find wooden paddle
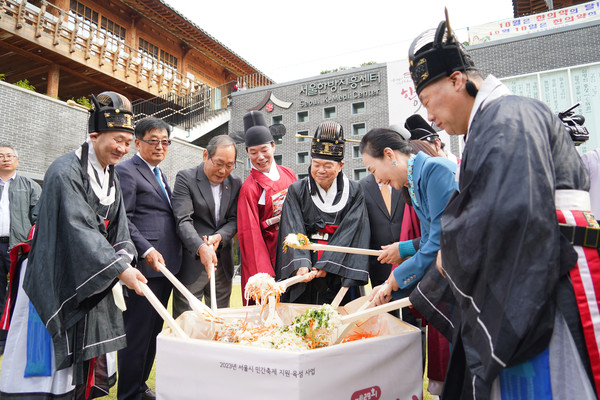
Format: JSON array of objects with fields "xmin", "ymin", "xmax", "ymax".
[
  {"xmin": 332, "ymin": 297, "xmax": 411, "ymax": 344},
  {"xmin": 284, "ymin": 234, "xmax": 383, "ymax": 257},
  {"xmin": 278, "ymin": 272, "xmax": 316, "ymax": 290},
  {"xmin": 139, "ymin": 282, "xmax": 188, "ymax": 339},
  {"xmin": 202, "ymin": 236, "xmax": 220, "ymax": 313},
  {"xmin": 306, "ymin": 243, "xmax": 383, "ymax": 256},
  {"xmin": 209, "ymin": 262, "xmax": 217, "ymax": 312},
  {"xmin": 330, "ymin": 286, "xmax": 349, "ymax": 308},
  {"xmin": 155, "ymin": 262, "xmax": 217, "ymax": 320}
]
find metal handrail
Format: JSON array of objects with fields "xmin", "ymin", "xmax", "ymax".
[{"xmin": 132, "ymin": 80, "xmax": 237, "ymax": 130}]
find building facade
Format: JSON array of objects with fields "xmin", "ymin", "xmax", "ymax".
[
  {"xmin": 468, "ymin": 19, "xmax": 600, "ymax": 153},
  {"xmin": 0, "ymin": 80, "xmax": 204, "ymax": 184},
  {"xmin": 230, "ymin": 64, "xmax": 389, "ymax": 180},
  {"xmin": 0, "ymin": 0, "xmax": 273, "ymax": 147},
  {"xmin": 3, "ymin": 0, "xmax": 600, "ymax": 183},
  {"xmin": 229, "ymin": 12, "xmax": 600, "ymax": 180}
]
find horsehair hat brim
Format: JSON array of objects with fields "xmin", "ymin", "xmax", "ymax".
[
  {"xmin": 389, "ymin": 124, "xmax": 411, "ymax": 140},
  {"xmin": 311, "ymin": 121, "xmax": 345, "ymax": 162},
  {"xmin": 408, "ymin": 13, "xmax": 476, "ymax": 95},
  {"xmin": 243, "ymin": 110, "xmax": 274, "ymax": 147},
  {"xmin": 88, "ymin": 91, "xmax": 134, "ymax": 134},
  {"xmin": 405, "ymin": 114, "xmax": 439, "ymax": 141}
]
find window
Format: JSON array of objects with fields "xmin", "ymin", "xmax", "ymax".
[
  {"xmin": 323, "ymin": 106, "xmax": 336, "ymax": 119},
  {"xmin": 69, "ymin": 0, "xmax": 98, "ymax": 38},
  {"xmin": 70, "ymin": 1, "xmax": 98, "ymax": 25},
  {"xmin": 297, "ymin": 111, "xmax": 309, "ymax": 123},
  {"xmin": 272, "ymin": 115, "xmax": 283, "ymax": 125},
  {"xmin": 354, "ymin": 168, "xmax": 367, "ymax": 180},
  {"xmin": 139, "ymin": 38, "xmax": 159, "ymax": 69},
  {"xmin": 297, "ymin": 152, "xmax": 309, "ymax": 164},
  {"xmin": 274, "ymin": 137, "xmax": 283, "ymax": 145},
  {"xmin": 100, "ymin": 17, "xmax": 125, "ymax": 40},
  {"xmin": 160, "ymin": 49, "xmax": 178, "ymax": 69},
  {"xmin": 274, "ymin": 154, "xmax": 283, "ymax": 165},
  {"xmin": 352, "ymin": 122, "xmax": 366, "ymax": 136},
  {"xmin": 138, "ymin": 38, "xmax": 177, "ymax": 72},
  {"xmin": 352, "ymin": 102, "xmax": 366, "ymax": 115},
  {"xmin": 352, "ymin": 145, "xmax": 361, "ymax": 158},
  {"xmin": 100, "ymin": 16, "xmax": 126, "ymax": 51},
  {"xmin": 296, "ymin": 130, "xmax": 309, "ymax": 143}
]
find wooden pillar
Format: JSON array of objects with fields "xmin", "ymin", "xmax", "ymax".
[
  {"xmin": 47, "ymin": 64, "xmax": 60, "ymax": 98},
  {"xmin": 180, "ymin": 44, "xmax": 189, "ymax": 77},
  {"xmin": 54, "ymin": 0, "xmax": 69, "ymax": 12},
  {"xmin": 46, "ymin": 0, "xmax": 69, "ymax": 19},
  {"xmin": 126, "ymin": 16, "xmax": 138, "ymax": 50}
]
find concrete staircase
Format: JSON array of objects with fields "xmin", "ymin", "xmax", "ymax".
[{"xmin": 171, "ymin": 108, "xmax": 230, "ymax": 142}]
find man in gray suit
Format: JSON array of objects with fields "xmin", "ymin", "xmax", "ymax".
[
  {"xmin": 0, "ymin": 144, "xmax": 41, "ymax": 355},
  {"xmin": 171, "ymin": 135, "xmax": 241, "ymax": 317}
]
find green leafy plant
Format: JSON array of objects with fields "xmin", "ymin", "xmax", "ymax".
[
  {"xmin": 73, "ymin": 96, "xmax": 91, "ymax": 109},
  {"xmin": 0, "ymin": 74, "xmax": 5, "ymax": 81},
  {"xmin": 13, "ymin": 79, "xmax": 36, "ymax": 91}
]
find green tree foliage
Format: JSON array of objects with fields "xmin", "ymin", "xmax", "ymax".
[
  {"xmin": 320, "ymin": 67, "xmax": 348, "ymax": 75},
  {"xmin": 320, "ymin": 61, "xmax": 378, "ymax": 75},
  {"xmin": 73, "ymin": 96, "xmax": 92, "ymax": 109},
  {"xmin": 13, "ymin": 79, "xmax": 36, "ymax": 91}
]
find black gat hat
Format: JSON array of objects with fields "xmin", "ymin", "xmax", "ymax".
[
  {"xmin": 311, "ymin": 121, "xmax": 345, "ymax": 162},
  {"xmin": 89, "ymin": 91, "xmax": 134, "ymax": 134},
  {"xmin": 405, "ymin": 114, "xmax": 439, "ymax": 142},
  {"xmin": 408, "ymin": 11, "xmax": 476, "ymax": 95},
  {"xmin": 243, "ymin": 110, "xmax": 274, "ymax": 147}
]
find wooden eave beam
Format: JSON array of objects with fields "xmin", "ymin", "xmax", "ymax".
[{"xmin": 119, "ymin": 0, "xmax": 262, "ymax": 77}]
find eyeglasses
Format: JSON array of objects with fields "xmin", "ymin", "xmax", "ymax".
[
  {"xmin": 139, "ymin": 138, "xmax": 172, "ymax": 147},
  {"xmin": 209, "ymin": 158, "xmax": 236, "ymax": 171},
  {"xmin": 0, "ymin": 154, "xmax": 16, "ymax": 160}
]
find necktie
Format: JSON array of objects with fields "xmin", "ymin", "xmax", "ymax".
[
  {"xmin": 154, "ymin": 166, "xmax": 168, "ymax": 199},
  {"xmin": 381, "ymin": 184, "xmax": 392, "ymax": 215}
]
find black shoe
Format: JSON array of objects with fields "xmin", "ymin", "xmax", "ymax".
[{"xmin": 141, "ymin": 388, "xmax": 156, "ymax": 400}]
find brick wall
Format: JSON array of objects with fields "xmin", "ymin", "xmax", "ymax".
[{"xmin": 0, "ymin": 80, "xmax": 204, "ymax": 185}]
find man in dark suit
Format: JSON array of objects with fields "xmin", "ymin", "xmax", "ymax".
[
  {"xmin": 359, "ymin": 174, "xmax": 406, "ymax": 288},
  {"xmin": 171, "ymin": 135, "xmax": 241, "ymax": 318},
  {"xmin": 115, "ymin": 117, "xmax": 182, "ymax": 400}
]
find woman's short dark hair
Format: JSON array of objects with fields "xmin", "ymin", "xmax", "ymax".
[{"xmin": 360, "ymin": 128, "xmax": 413, "ymax": 159}]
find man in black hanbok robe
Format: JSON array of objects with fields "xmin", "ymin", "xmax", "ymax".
[
  {"xmin": 276, "ymin": 121, "xmax": 369, "ymax": 305},
  {"xmin": 0, "ymin": 92, "xmax": 147, "ymax": 400},
  {"xmin": 407, "ymin": 18, "xmax": 599, "ymax": 400}
]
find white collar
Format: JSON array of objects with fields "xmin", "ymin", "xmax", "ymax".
[
  {"xmin": 76, "ymin": 138, "xmax": 115, "ymax": 206},
  {"xmin": 0, "ymin": 172, "xmax": 17, "ymax": 184},
  {"xmin": 136, "ymin": 152, "xmax": 160, "ymax": 171},
  {"xmin": 311, "ymin": 173, "xmax": 350, "ymax": 213},
  {"xmin": 252, "ymin": 160, "xmax": 280, "ymax": 181},
  {"xmin": 467, "ymin": 75, "xmax": 511, "ymax": 140}
]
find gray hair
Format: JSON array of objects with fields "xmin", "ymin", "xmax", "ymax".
[
  {"xmin": 206, "ymin": 135, "xmax": 237, "ymax": 159},
  {"xmin": 0, "ymin": 143, "xmax": 18, "ymax": 158}
]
